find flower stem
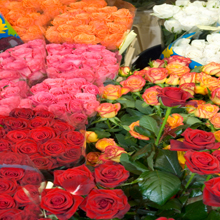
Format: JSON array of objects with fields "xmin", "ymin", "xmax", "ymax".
[
  {"xmin": 155, "ymin": 107, "xmax": 172, "ymax": 146},
  {"xmin": 181, "ymin": 173, "xmax": 196, "ymax": 196},
  {"xmin": 106, "ymin": 119, "xmax": 112, "ymax": 129},
  {"xmin": 202, "ymin": 175, "xmax": 212, "ymax": 191},
  {"xmin": 209, "ymin": 121, "xmax": 216, "ymax": 133}
]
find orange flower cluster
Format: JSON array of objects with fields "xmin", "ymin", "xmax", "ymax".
[{"xmin": 1, "ymin": 0, "xmax": 134, "ymax": 49}]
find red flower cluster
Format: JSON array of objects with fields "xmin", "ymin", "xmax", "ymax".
[{"xmin": 0, "ymin": 108, "xmax": 84, "ymax": 170}]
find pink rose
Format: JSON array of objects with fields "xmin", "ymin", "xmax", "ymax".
[
  {"xmin": 65, "ymin": 78, "xmax": 88, "ymax": 89},
  {"xmin": 81, "ymin": 84, "xmax": 100, "ymax": 95},
  {"xmin": 49, "ymin": 88, "xmax": 65, "ymax": 96},
  {"xmin": 0, "ymin": 70, "xmax": 20, "ymax": 81},
  {"xmin": 83, "ymin": 52, "xmax": 102, "ymax": 60},
  {"xmin": 56, "ymin": 94, "xmax": 73, "ymax": 103},
  {"xmin": 33, "ymin": 105, "xmax": 48, "ymax": 111},
  {"xmin": 83, "ymin": 100, "xmax": 100, "ymax": 117},
  {"xmin": 0, "ymin": 96, "xmax": 21, "ymax": 110},
  {"xmin": 0, "ymin": 106, "xmax": 11, "ymax": 116},
  {"xmin": 66, "ymin": 99, "xmax": 84, "ymax": 113},
  {"xmin": 3, "ymin": 60, "xmax": 26, "ymax": 70},
  {"xmin": 70, "ymin": 69, "xmax": 95, "ymax": 83},
  {"xmin": 18, "ymin": 99, "xmax": 33, "ymax": 109},
  {"xmin": 1, "ymin": 87, "xmax": 21, "ymax": 98},
  {"xmin": 30, "ymin": 92, "xmax": 57, "ymax": 106},
  {"xmin": 46, "ymin": 67, "xmax": 61, "ymax": 78},
  {"xmin": 9, "ymin": 47, "xmax": 32, "ymax": 59},
  {"xmin": 48, "ymin": 104, "xmax": 67, "ymax": 118},
  {"xmin": 82, "ymin": 59, "xmax": 101, "ymax": 70},
  {"xmin": 74, "ymin": 93, "xmax": 97, "ymax": 103},
  {"xmin": 43, "ymin": 78, "xmax": 66, "ymax": 87},
  {"xmin": 68, "ymin": 113, "xmax": 88, "ymax": 126},
  {"xmin": 30, "ymin": 83, "xmax": 50, "ymax": 94}
]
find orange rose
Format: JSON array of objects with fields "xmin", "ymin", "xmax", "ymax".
[
  {"xmin": 83, "ymin": 7, "xmax": 99, "ymax": 14},
  {"xmin": 74, "ymin": 13, "xmax": 91, "ymax": 24},
  {"xmin": 67, "ymin": 19, "xmax": 87, "ymax": 27},
  {"xmin": 22, "ymin": 0, "xmax": 42, "ymax": 9},
  {"xmin": 179, "ymin": 72, "xmax": 196, "ymax": 85},
  {"xmin": 101, "ymin": 33, "xmax": 124, "ymax": 50},
  {"xmin": 144, "ymin": 68, "xmax": 168, "ymax": 84},
  {"xmin": 57, "ymin": 24, "xmax": 76, "ymax": 33},
  {"xmin": 21, "ymin": 25, "xmax": 46, "ymax": 42},
  {"xmin": 59, "ymin": 0, "xmax": 77, "ymax": 5},
  {"xmin": 111, "ymin": 9, "xmax": 133, "ymax": 20},
  {"xmin": 114, "ymin": 17, "xmax": 133, "ymax": 28},
  {"xmin": 95, "ymin": 138, "xmax": 117, "ymax": 152},
  {"xmin": 96, "ymin": 103, "xmax": 121, "ymax": 118},
  {"xmin": 179, "ymin": 83, "xmax": 195, "ymax": 96},
  {"xmin": 86, "ymin": 152, "xmax": 102, "ymax": 166},
  {"xmin": 142, "ymin": 85, "xmax": 161, "ymax": 106},
  {"xmin": 101, "ymin": 84, "xmax": 130, "ymax": 100},
  {"xmin": 202, "ymin": 62, "xmax": 220, "ymax": 76},
  {"xmin": 95, "ymin": 29, "xmax": 109, "ymax": 40},
  {"xmin": 90, "ymin": 20, "xmax": 107, "ymax": 31},
  {"xmin": 185, "ymin": 100, "xmax": 206, "ymax": 114},
  {"xmin": 129, "ymin": 121, "xmax": 150, "ymax": 140},
  {"xmin": 165, "ymin": 74, "xmax": 179, "ymax": 85},
  {"xmin": 120, "ymin": 75, "xmax": 146, "ymax": 92},
  {"xmin": 75, "ymin": 25, "xmax": 94, "ymax": 35},
  {"xmin": 107, "ymin": 22, "xmax": 127, "ymax": 34},
  {"xmin": 167, "ymin": 113, "xmax": 184, "ymax": 129},
  {"xmin": 211, "ymin": 88, "xmax": 220, "ymax": 105},
  {"xmin": 177, "ymin": 151, "xmax": 186, "ymax": 169},
  {"xmin": 69, "ymin": 2, "xmax": 87, "ymax": 9},
  {"xmin": 46, "ymin": 27, "xmax": 62, "ymax": 44},
  {"xmin": 210, "ymin": 113, "xmax": 220, "ymax": 129},
  {"xmin": 194, "ymin": 104, "xmax": 219, "ymax": 119},
  {"xmin": 85, "ymin": 131, "xmax": 99, "ymax": 143},
  {"xmin": 99, "ymin": 145, "xmax": 127, "ymax": 162},
  {"xmin": 99, "ymin": 6, "xmax": 118, "ymax": 13},
  {"xmin": 118, "ymin": 66, "xmax": 130, "ymax": 77},
  {"xmin": 74, "ymin": 33, "xmax": 99, "ymax": 45},
  {"xmin": 91, "ymin": 12, "xmax": 112, "ymax": 21},
  {"xmin": 214, "ymin": 130, "xmax": 220, "ymax": 142},
  {"xmin": 166, "ymin": 63, "xmax": 190, "ymax": 77}
]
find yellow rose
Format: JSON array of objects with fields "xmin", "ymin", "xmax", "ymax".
[
  {"xmin": 194, "ymin": 104, "xmax": 219, "ymax": 119},
  {"xmin": 166, "ymin": 63, "xmax": 190, "ymax": 77},
  {"xmin": 195, "ymin": 72, "xmax": 211, "ymax": 83},
  {"xmin": 167, "ymin": 113, "xmax": 184, "ymax": 129},
  {"xmin": 165, "ymin": 75, "xmax": 179, "ymax": 85},
  {"xmin": 96, "ymin": 103, "xmax": 121, "ymax": 118},
  {"xmin": 202, "ymin": 62, "xmax": 220, "ymax": 76},
  {"xmin": 200, "ymin": 76, "xmax": 220, "ymax": 92},
  {"xmin": 128, "ymin": 121, "xmax": 150, "ymax": 140},
  {"xmin": 118, "ymin": 66, "xmax": 130, "ymax": 77},
  {"xmin": 95, "ymin": 138, "xmax": 117, "ymax": 152},
  {"xmin": 142, "ymin": 85, "xmax": 161, "ymax": 106},
  {"xmin": 85, "ymin": 131, "xmax": 99, "ymax": 143}
]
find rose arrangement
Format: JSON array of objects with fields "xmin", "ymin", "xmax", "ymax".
[
  {"xmin": 0, "ymin": 152, "xmax": 45, "ymax": 220},
  {"xmin": 0, "ymin": 108, "xmax": 85, "ymax": 170}
]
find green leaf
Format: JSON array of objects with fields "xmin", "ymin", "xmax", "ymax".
[
  {"xmin": 179, "ymin": 114, "xmax": 202, "ymax": 125},
  {"xmin": 182, "ymin": 200, "xmax": 208, "ymax": 220},
  {"xmin": 126, "ymin": 108, "xmax": 145, "ymax": 117},
  {"xmin": 159, "ymin": 198, "xmax": 182, "ymax": 212},
  {"xmin": 120, "ymin": 153, "xmax": 148, "ymax": 175},
  {"xmin": 139, "ymin": 116, "xmax": 159, "ymax": 136},
  {"xmin": 178, "ymin": 196, "xmax": 189, "ymax": 206},
  {"xmin": 205, "ymin": 211, "xmax": 220, "ymax": 220},
  {"xmin": 94, "ymin": 130, "xmax": 111, "ymax": 139},
  {"xmin": 147, "ymin": 151, "xmax": 155, "ymax": 171},
  {"xmin": 115, "ymin": 134, "xmax": 137, "ymax": 149},
  {"xmin": 134, "ymin": 126, "xmax": 153, "ymax": 138},
  {"xmin": 132, "ymin": 143, "xmax": 154, "ymax": 161},
  {"xmin": 154, "ymin": 149, "xmax": 183, "ymax": 178},
  {"xmin": 117, "ymin": 99, "xmax": 135, "ymax": 108},
  {"xmin": 121, "ymin": 115, "xmax": 140, "ymax": 126},
  {"xmin": 138, "ymin": 170, "xmax": 181, "ymax": 205},
  {"xmin": 190, "ymin": 66, "xmax": 203, "ymax": 73},
  {"xmin": 135, "ymin": 100, "xmax": 153, "ymax": 114}
]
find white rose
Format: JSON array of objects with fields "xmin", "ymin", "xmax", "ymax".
[
  {"xmin": 152, "ymin": 4, "xmax": 180, "ymax": 19},
  {"xmin": 183, "ymin": 4, "xmax": 204, "ymax": 16},
  {"xmin": 192, "ymin": 57, "xmax": 206, "ymax": 65},
  {"xmin": 173, "ymin": 46, "xmax": 187, "ymax": 57},
  {"xmin": 207, "ymin": 33, "xmax": 220, "ymax": 45},
  {"xmin": 191, "ymin": 1, "xmax": 206, "ymax": 7},
  {"xmin": 198, "ymin": 8, "xmax": 218, "ymax": 25},
  {"xmin": 203, "ymin": 44, "xmax": 219, "ymax": 57},
  {"xmin": 174, "ymin": 38, "xmax": 190, "ymax": 47},
  {"xmin": 206, "ymin": 0, "xmax": 220, "ymax": 9},
  {"xmin": 191, "ymin": 40, "xmax": 207, "ymax": 50},
  {"xmin": 206, "ymin": 55, "xmax": 220, "ymax": 64},
  {"xmin": 164, "ymin": 19, "xmax": 182, "ymax": 33},
  {"xmin": 185, "ymin": 45, "xmax": 203, "ymax": 60},
  {"xmin": 175, "ymin": 0, "xmax": 190, "ymax": 7},
  {"xmin": 173, "ymin": 10, "xmax": 187, "ymax": 21},
  {"xmin": 179, "ymin": 16, "xmax": 201, "ymax": 31}
]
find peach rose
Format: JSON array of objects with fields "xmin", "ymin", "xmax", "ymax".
[
  {"xmin": 166, "ymin": 63, "xmax": 190, "ymax": 77},
  {"xmin": 144, "ymin": 68, "xmax": 168, "ymax": 84},
  {"xmin": 74, "ymin": 33, "xmax": 99, "ymax": 45},
  {"xmin": 211, "ymin": 88, "xmax": 220, "ymax": 105},
  {"xmin": 214, "ymin": 130, "xmax": 220, "ymax": 142},
  {"xmin": 194, "ymin": 104, "xmax": 219, "ymax": 119},
  {"xmin": 210, "ymin": 113, "xmax": 220, "ymax": 129},
  {"xmin": 142, "ymin": 85, "xmax": 161, "ymax": 106},
  {"xmin": 85, "ymin": 131, "xmax": 99, "ymax": 143},
  {"xmin": 185, "ymin": 100, "xmax": 206, "ymax": 114},
  {"xmin": 96, "ymin": 103, "xmax": 121, "ymax": 118},
  {"xmin": 165, "ymin": 75, "xmax": 179, "ymax": 85},
  {"xmin": 129, "ymin": 121, "xmax": 150, "ymax": 140},
  {"xmin": 95, "ymin": 138, "xmax": 117, "ymax": 152},
  {"xmin": 202, "ymin": 62, "xmax": 220, "ymax": 76},
  {"xmin": 101, "ymin": 84, "xmax": 130, "ymax": 100},
  {"xmin": 167, "ymin": 113, "xmax": 184, "ymax": 129},
  {"xmin": 179, "ymin": 72, "xmax": 196, "ymax": 85},
  {"xmin": 120, "ymin": 75, "xmax": 146, "ymax": 92},
  {"xmin": 179, "ymin": 83, "xmax": 195, "ymax": 96},
  {"xmin": 86, "ymin": 152, "xmax": 102, "ymax": 166}
]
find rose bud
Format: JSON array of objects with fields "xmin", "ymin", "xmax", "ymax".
[
  {"xmin": 167, "ymin": 113, "xmax": 184, "ymax": 129},
  {"xmin": 95, "ymin": 138, "xmax": 118, "ymax": 152},
  {"xmin": 100, "ymin": 84, "xmax": 130, "ymax": 100},
  {"xmin": 211, "ymin": 88, "xmax": 220, "ymax": 105},
  {"xmin": 166, "ymin": 62, "xmax": 190, "ymax": 77},
  {"xmin": 210, "ymin": 113, "xmax": 220, "ymax": 129},
  {"xmin": 129, "ymin": 121, "xmax": 150, "ymax": 140},
  {"xmin": 142, "ymin": 85, "xmax": 161, "ymax": 106},
  {"xmin": 86, "ymin": 152, "xmax": 102, "ymax": 166},
  {"xmin": 144, "ymin": 68, "xmax": 168, "ymax": 84},
  {"xmin": 168, "ymin": 55, "xmax": 191, "ymax": 66},
  {"xmin": 165, "ymin": 74, "xmax": 179, "ymax": 85},
  {"xmin": 151, "ymin": 59, "xmax": 165, "ymax": 68},
  {"xmin": 96, "ymin": 103, "xmax": 121, "ymax": 118},
  {"xmin": 118, "ymin": 66, "xmax": 131, "ymax": 77},
  {"xmin": 179, "ymin": 83, "xmax": 195, "ymax": 96},
  {"xmin": 179, "ymin": 72, "xmax": 196, "ymax": 85},
  {"xmin": 85, "ymin": 131, "xmax": 99, "ymax": 143},
  {"xmin": 202, "ymin": 62, "xmax": 220, "ymax": 76},
  {"xmin": 99, "ymin": 145, "xmax": 127, "ymax": 163},
  {"xmin": 185, "ymin": 100, "xmax": 205, "ymax": 114},
  {"xmin": 214, "ymin": 130, "xmax": 220, "ymax": 142},
  {"xmin": 120, "ymin": 75, "xmax": 146, "ymax": 92},
  {"xmin": 194, "ymin": 103, "xmax": 219, "ymax": 119}
]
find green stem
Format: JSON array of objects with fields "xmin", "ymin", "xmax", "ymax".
[
  {"xmin": 202, "ymin": 175, "xmax": 212, "ymax": 191},
  {"xmin": 155, "ymin": 107, "xmax": 172, "ymax": 146},
  {"xmin": 181, "ymin": 173, "xmax": 196, "ymax": 196},
  {"xmin": 209, "ymin": 121, "xmax": 216, "ymax": 133},
  {"xmin": 106, "ymin": 119, "xmax": 112, "ymax": 129}
]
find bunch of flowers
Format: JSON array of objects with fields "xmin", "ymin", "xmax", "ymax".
[
  {"xmin": 0, "ymin": 0, "xmax": 135, "ymax": 49},
  {"xmin": 29, "ymin": 78, "xmax": 100, "ymax": 126},
  {"xmin": 41, "ymin": 163, "xmax": 130, "ymax": 219},
  {"xmin": 0, "ymin": 39, "xmax": 47, "ymax": 86},
  {"xmin": 46, "ymin": 43, "xmax": 121, "ymax": 85},
  {"xmin": 0, "ymin": 108, "xmax": 85, "ymax": 170},
  {"xmin": 0, "ymin": 152, "xmax": 45, "ymax": 220}
]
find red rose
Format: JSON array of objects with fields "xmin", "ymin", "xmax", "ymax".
[
  {"xmin": 10, "ymin": 108, "xmax": 34, "ymax": 119},
  {"xmin": 14, "ymin": 139, "xmax": 38, "ymax": 155},
  {"xmin": 0, "ymin": 167, "xmax": 25, "ymax": 180},
  {"xmin": 0, "ymin": 153, "xmax": 29, "ymax": 166},
  {"xmin": 30, "ymin": 154, "xmax": 56, "ymax": 170},
  {"xmin": 184, "ymin": 150, "xmax": 220, "ymax": 175},
  {"xmin": 54, "ymin": 164, "xmax": 95, "ymax": 195},
  {"xmin": 0, "ymin": 178, "xmax": 17, "ymax": 196},
  {"xmin": 212, "ymin": 150, "xmax": 220, "ymax": 161},
  {"xmin": 24, "ymin": 204, "xmax": 41, "ymax": 220},
  {"xmin": 29, "ymin": 127, "xmax": 56, "ymax": 142},
  {"xmin": 29, "ymin": 117, "xmax": 52, "ymax": 128},
  {"xmin": 0, "ymin": 116, "xmax": 7, "ymax": 126},
  {"xmin": 39, "ymin": 138, "xmax": 66, "ymax": 156},
  {"xmin": 80, "ymin": 189, "xmax": 130, "ymax": 219},
  {"xmin": 40, "ymin": 188, "xmax": 83, "ymax": 220},
  {"xmin": 52, "ymin": 120, "xmax": 75, "ymax": 136},
  {"xmin": 14, "ymin": 185, "xmax": 40, "ymax": 207},
  {"xmin": 4, "ymin": 117, "xmax": 29, "ymax": 130},
  {"xmin": 156, "ymin": 218, "xmax": 175, "ymax": 220},
  {"xmin": 0, "ymin": 138, "xmax": 12, "ymax": 152},
  {"xmin": 203, "ymin": 177, "xmax": 220, "ymax": 206},
  {"xmin": 94, "ymin": 161, "xmax": 129, "ymax": 188},
  {"xmin": 56, "ymin": 147, "xmax": 82, "ymax": 166},
  {"xmin": 0, "ymin": 194, "xmax": 16, "ymax": 209},
  {"xmin": 170, "ymin": 128, "xmax": 220, "ymax": 151},
  {"xmin": 157, "ymin": 87, "xmax": 192, "ymax": 107},
  {"xmin": 20, "ymin": 170, "xmax": 43, "ymax": 186},
  {"xmin": 0, "ymin": 209, "xmax": 23, "ymax": 220},
  {"xmin": 0, "ymin": 127, "xmax": 5, "ymax": 138},
  {"xmin": 6, "ymin": 130, "xmax": 29, "ymax": 143},
  {"xmin": 34, "ymin": 110, "xmax": 54, "ymax": 119},
  {"xmin": 62, "ymin": 131, "xmax": 84, "ymax": 147}
]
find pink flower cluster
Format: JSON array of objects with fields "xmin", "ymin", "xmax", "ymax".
[
  {"xmin": 29, "ymin": 78, "xmax": 100, "ymax": 127},
  {"xmin": 0, "ymin": 80, "xmax": 30, "ymax": 115},
  {"xmin": 46, "ymin": 43, "xmax": 121, "ymax": 86}
]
